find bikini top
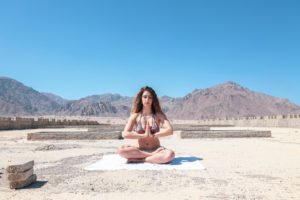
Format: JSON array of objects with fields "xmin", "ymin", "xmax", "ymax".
[{"xmin": 135, "ymin": 113, "xmax": 160, "ymax": 134}]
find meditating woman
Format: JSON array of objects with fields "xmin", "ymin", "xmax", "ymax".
[{"xmin": 117, "ymin": 86, "xmax": 175, "ymax": 164}]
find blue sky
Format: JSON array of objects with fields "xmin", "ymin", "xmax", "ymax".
[{"xmin": 0, "ymin": 0, "xmax": 299, "ymax": 104}]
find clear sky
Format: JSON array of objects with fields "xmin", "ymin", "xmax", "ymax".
[{"xmin": 0, "ymin": 0, "xmax": 299, "ymax": 104}]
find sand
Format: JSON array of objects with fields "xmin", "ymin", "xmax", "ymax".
[{"xmin": 0, "ymin": 126, "xmax": 299, "ymax": 200}]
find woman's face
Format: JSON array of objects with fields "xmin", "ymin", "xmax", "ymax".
[{"xmin": 142, "ymin": 90, "xmax": 153, "ymax": 107}]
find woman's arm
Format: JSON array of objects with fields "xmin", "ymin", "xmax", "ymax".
[
  {"xmin": 122, "ymin": 113, "xmax": 147, "ymax": 139},
  {"xmin": 153, "ymin": 113, "xmax": 173, "ymax": 138}
]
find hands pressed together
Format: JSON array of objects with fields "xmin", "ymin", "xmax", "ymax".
[{"xmin": 143, "ymin": 121, "xmax": 154, "ymax": 138}]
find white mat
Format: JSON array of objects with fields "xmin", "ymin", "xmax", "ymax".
[{"xmin": 84, "ymin": 154, "xmax": 205, "ymax": 171}]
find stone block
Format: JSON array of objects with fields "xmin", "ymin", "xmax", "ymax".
[
  {"xmin": 9, "ymin": 174, "xmax": 36, "ymax": 189},
  {"xmin": 6, "ymin": 160, "xmax": 34, "ymax": 173},
  {"xmin": 7, "ymin": 168, "xmax": 33, "ymax": 182},
  {"xmin": 1, "ymin": 161, "xmax": 36, "ymax": 190}
]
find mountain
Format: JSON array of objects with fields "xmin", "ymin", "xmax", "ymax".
[
  {"xmin": 0, "ymin": 77, "xmax": 60, "ymax": 116},
  {"xmin": 0, "ymin": 77, "xmax": 299, "ymax": 119},
  {"xmin": 163, "ymin": 81, "xmax": 300, "ymax": 119},
  {"xmin": 56, "ymin": 94, "xmax": 132, "ymax": 117},
  {"xmin": 42, "ymin": 92, "xmax": 69, "ymax": 105},
  {"xmin": 80, "ymin": 94, "xmax": 133, "ymax": 107}
]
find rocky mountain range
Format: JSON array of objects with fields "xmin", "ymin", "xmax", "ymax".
[
  {"xmin": 0, "ymin": 77, "xmax": 60, "ymax": 115},
  {"xmin": 1, "ymin": 77, "xmax": 299, "ymax": 119},
  {"xmin": 161, "ymin": 82, "xmax": 300, "ymax": 119}
]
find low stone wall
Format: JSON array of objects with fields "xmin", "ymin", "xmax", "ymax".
[
  {"xmin": 27, "ymin": 124, "xmax": 124, "ymax": 140},
  {"xmin": 27, "ymin": 131, "xmax": 122, "ymax": 140},
  {"xmin": 181, "ymin": 130, "xmax": 272, "ymax": 138},
  {"xmin": 172, "ymin": 124, "xmax": 211, "ymax": 131},
  {"xmin": 87, "ymin": 125, "xmax": 124, "ymax": 132},
  {"xmin": 0, "ymin": 117, "xmax": 99, "ymax": 130},
  {"xmin": 2, "ymin": 114, "xmax": 300, "ymax": 130},
  {"xmin": 196, "ymin": 114, "xmax": 300, "ymax": 128}
]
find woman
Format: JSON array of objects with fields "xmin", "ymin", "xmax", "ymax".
[{"xmin": 117, "ymin": 86, "xmax": 175, "ymax": 164}]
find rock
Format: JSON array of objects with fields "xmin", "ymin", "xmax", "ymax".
[
  {"xmin": 6, "ymin": 160, "xmax": 34, "ymax": 173},
  {"xmin": 9, "ymin": 174, "xmax": 37, "ymax": 189}
]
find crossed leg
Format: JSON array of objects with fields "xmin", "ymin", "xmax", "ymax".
[{"xmin": 117, "ymin": 145, "xmax": 175, "ymax": 164}]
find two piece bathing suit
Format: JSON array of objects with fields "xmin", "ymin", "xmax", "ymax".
[{"xmin": 135, "ymin": 113, "xmax": 160, "ymax": 134}]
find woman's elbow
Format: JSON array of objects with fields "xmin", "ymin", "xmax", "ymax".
[
  {"xmin": 168, "ymin": 128, "xmax": 173, "ymax": 135},
  {"xmin": 122, "ymin": 131, "xmax": 129, "ymax": 138}
]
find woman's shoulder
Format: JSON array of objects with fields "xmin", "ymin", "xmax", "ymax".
[{"xmin": 129, "ymin": 113, "xmax": 140, "ymax": 121}]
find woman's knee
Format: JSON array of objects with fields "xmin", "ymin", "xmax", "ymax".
[
  {"xmin": 163, "ymin": 150, "xmax": 175, "ymax": 163},
  {"xmin": 117, "ymin": 145, "xmax": 130, "ymax": 154}
]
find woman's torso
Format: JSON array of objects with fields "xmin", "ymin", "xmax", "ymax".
[{"xmin": 135, "ymin": 113, "xmax": 160, "ymax": 150}]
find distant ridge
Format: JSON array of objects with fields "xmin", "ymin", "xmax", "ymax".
[
  {"xmin": 161, "ymin": 81, "xmax": 300, "ymax": 119},
  {"xmin": 0, "ymin": 77, "xmax": 60, "ymax": 116},
  {"xmin": 42, "ymin": 92, "xmax": 69, "ymax": 105},
  {"xmin": 0, "ymin": 77, "xmax": 299, "ymax": 119}
]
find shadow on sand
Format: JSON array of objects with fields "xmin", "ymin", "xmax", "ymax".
[
  {"xmin": 170, "ymin": 156, "xmax": 203, "ymax": 165},
  {"xmin": 21, "ymin": 180, "xmax": 48, "ymax": 190}
]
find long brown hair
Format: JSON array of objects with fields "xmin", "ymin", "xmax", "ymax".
[{"xmin": 131, "ymin": 86, "xmax": 163, "ymax": 114}]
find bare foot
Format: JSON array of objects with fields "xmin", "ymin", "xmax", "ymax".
[{"xmin": 151, "ymin": 147, "xmax": 166, "ymax": 155}]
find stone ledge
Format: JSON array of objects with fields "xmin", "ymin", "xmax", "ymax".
[
  {"xmin": 181, "ymin": 130, "xmax": 272, "ymax": 138},
  {"xmin": 27, "ymin": 131, "xmax": 122, "ymax": 140}
]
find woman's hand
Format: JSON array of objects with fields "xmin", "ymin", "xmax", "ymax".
[
  {"xmin": 144, "ymin": 121, "xmax": 152, "ymax": 138},
  {"xmin": 145, "ymin": 121, "xmax": 151, "ymax": 137}
]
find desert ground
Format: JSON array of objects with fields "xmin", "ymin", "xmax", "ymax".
[{"xmin": 0, "ymin": 121, "xmax": 299, "ymax": 200}]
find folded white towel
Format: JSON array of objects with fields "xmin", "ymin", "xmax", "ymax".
[{"xmin": 85, "ymin": 154, "xmax": 205, "ymax": 171}]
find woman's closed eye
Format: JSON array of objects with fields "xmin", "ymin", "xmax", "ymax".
[{"xmin": 142, "ymin": 95, "xmax": 153, "ymax": 99}]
